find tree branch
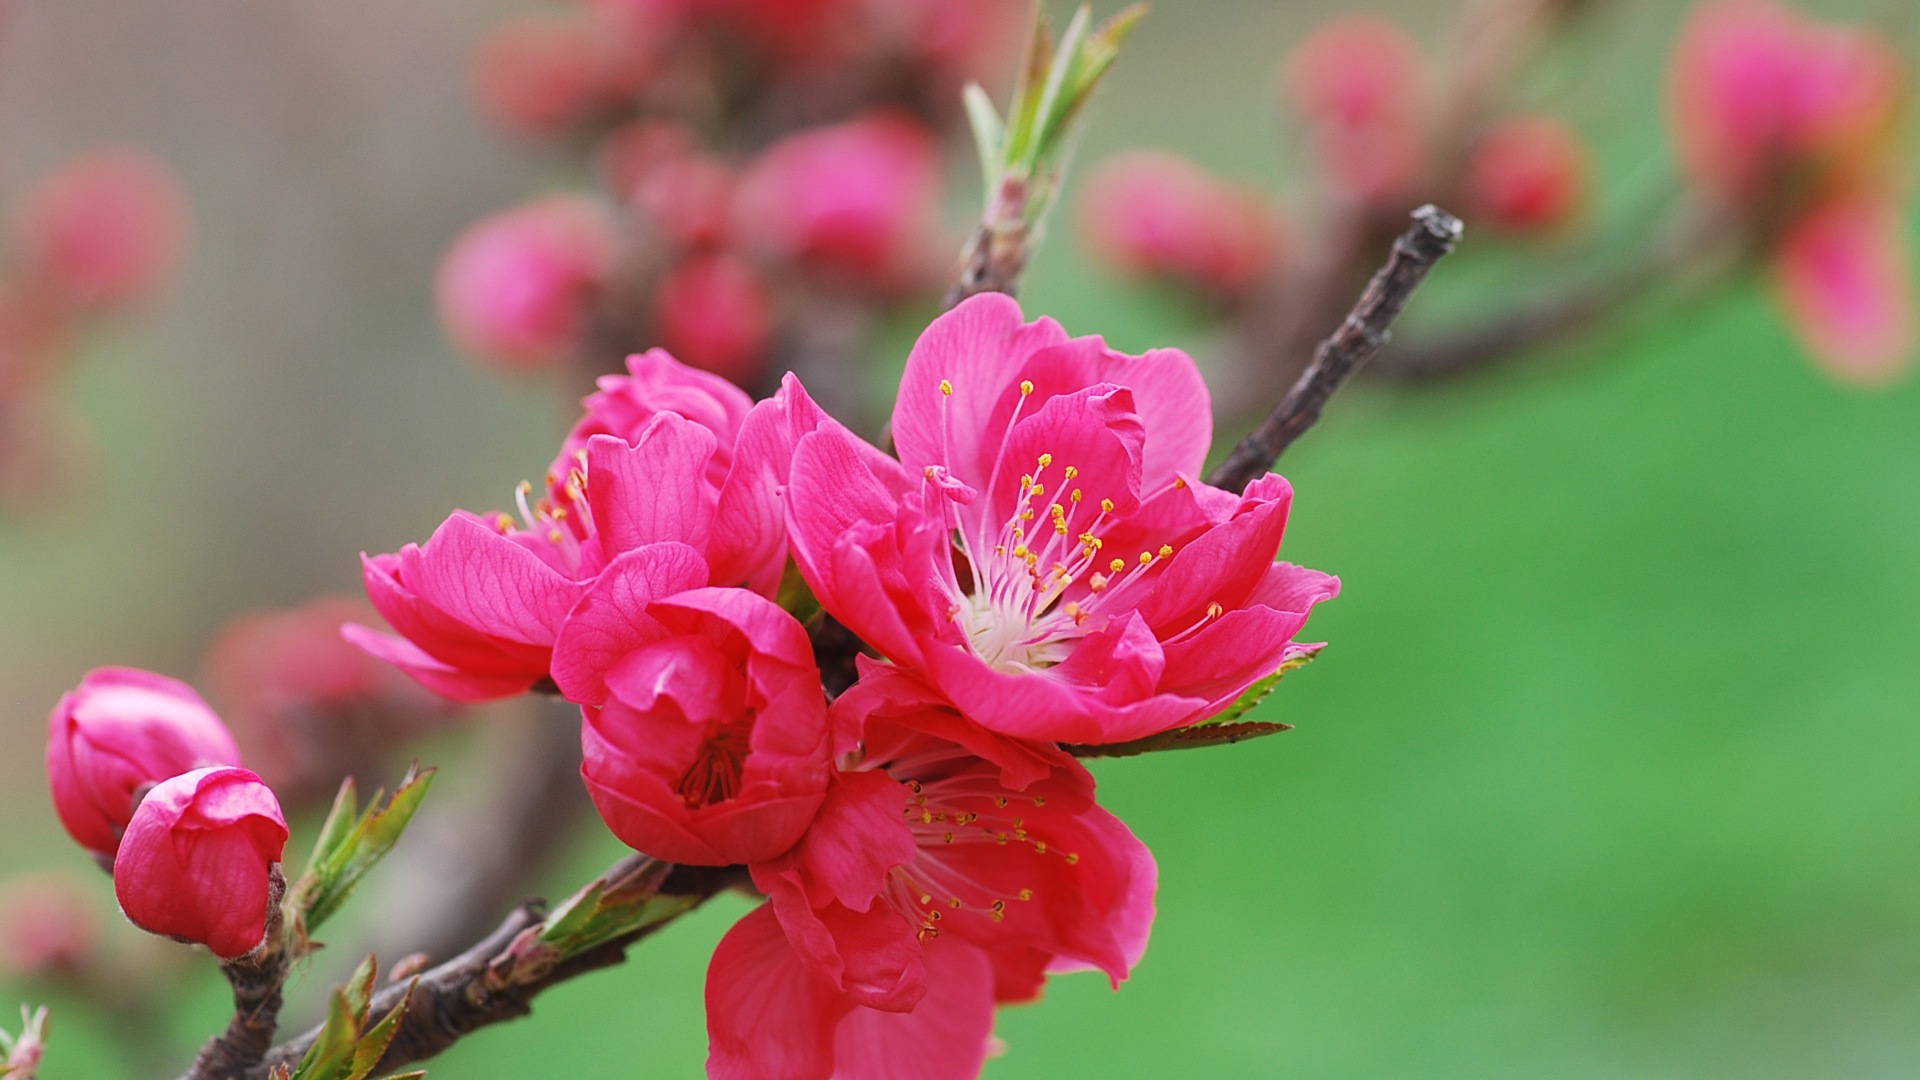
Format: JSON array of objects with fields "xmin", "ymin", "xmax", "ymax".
[
  {"xmin": 1207, "ymin": 205, "xmax": 1463, "ymax": 495},
  {"xmin": 242, "ymin": 863, "xmax": 742, "ymax": 1079}
]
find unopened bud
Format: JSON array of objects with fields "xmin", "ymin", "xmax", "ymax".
[{"xmin": 112, "ymin": 767, "xmax": 288, "ymax": 960}]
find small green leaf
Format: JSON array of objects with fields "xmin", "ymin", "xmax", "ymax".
[
  {"xmin": 348, "ymin": 990, "xmax": 413, "ymax": 1079},
  {"xmin": 294, "ymin": 989, "xmax": 360, "ymax": 1079},
  {"xmin": 1206, "ymin": 645, "xmax": 1323, "ymax": 728},
  {"xmin": 300, "ymin": 767, "xmax": 437, "ymax": 933},
  {"xmin": 308, "ymin": 778, "xmax": 360, "ymax": 871},
  {"xmin": 963, "ymin": 83, "xmax": 1006, "ymax": 191}
]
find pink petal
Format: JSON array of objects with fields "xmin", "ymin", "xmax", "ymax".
[
  {"xmin": 706, "ymin": 904, "xmax": 850, "ymax": 1080},
  {"xmin": 582, "ymin": 416, "xmax": 718, "ymax": 564},
  {"xmin": 339, "ymin": 624, "xmax": 537, "ymax": 702},
  {"xmin": 834, "ymin": 938, "xmax": 998, "ymax": 1080},
  {"xmin": 401, "ymin": 512, "xmax": 584, "ymax": 647},
  {"xmin": 892, "ymin": 293, "xmax": 1071, "ymax": 487},
  {"xmin": 547, "ymin": 542, "xmax": 710, "ymax": 704}
]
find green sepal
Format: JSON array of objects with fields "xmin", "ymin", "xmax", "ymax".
[
  {"xmin": 535, "ymin": 856, "xmax": 699, "ymax": 960},
  {"xmin": 293, "ymin": 767, "xmax": 437, "ymax": 936}
]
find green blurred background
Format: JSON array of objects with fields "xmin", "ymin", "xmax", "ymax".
[{"xmin": 4, "ymin": 0, "xmax": 1919, "ymax": 1076}]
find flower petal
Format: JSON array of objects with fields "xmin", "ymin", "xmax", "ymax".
[{"xmin": 706, "ymin": 903, "xmax": 850, "ymax": 1080}]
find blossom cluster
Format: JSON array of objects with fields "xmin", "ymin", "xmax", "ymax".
[
  {"xmin": 0, "ymin": 148, "xmax": 186, "ymax": 511},
  {"xmin": 440, "ymin": 0, "xmax": 1022, "ymax": 387},
  {"xmin": 1671, "ymin": 0, "xmax": 1915, "ymax": 382},
  {"xmin": 1073, "ymin": 0, "xmax": 1912, "ymax": 384},
  {"xmin": 350, "ymin": 292, "xmax": 1336, "ymax": 1076}
]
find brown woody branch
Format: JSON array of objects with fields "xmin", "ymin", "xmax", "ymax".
[
  {"xmin": 244, "ymin": 863, "xmax": 742, "ymax": 1079},
  {"xmin": 1207, "ymin": 205, "xmax": 1464, "ymax": 495}
]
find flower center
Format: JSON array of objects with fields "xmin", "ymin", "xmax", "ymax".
[
  {"xmin": 489, "ymin": 451, "xmax": 596, "ymax": 572},
  {"xmin": 676, "ymin": 714, "xmax": 755, "ymax": 808}
]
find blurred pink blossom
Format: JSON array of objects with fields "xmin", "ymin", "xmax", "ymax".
[
  {"xmin": 436, "ymin": 195, "xmax": 617, "ymax": 374},
  {"xmin": 12, "ymin": 148, "xmax": 188, "ymax": 313},
  {"xmin": 0, "ymin": 873, "xmax": 95, "ymax": 979},
  {"xmin": 1284, "ymin": 16, "xmax": 1429, "ymax": 204},
  {"xmin": 1079, "ymin": 150, "xmax": 1281, "ymax": 295},
  {"xmin": 1466, "ymin": 115, "xmax": 1591, "ymax": 234},
  {"xmin": 1772, "ymin": 193, "xmax": 1916, "ymax": 384},
  {"xmin": 655, "ymin": 253, "xmax": 772, "ymax": 385}
]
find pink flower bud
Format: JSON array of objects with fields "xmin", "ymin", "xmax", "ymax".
[
  {"xmin": 1772, "ymin": 193, "xmax": 1916, "ymax": 385},
  {"xmin": 12, "ymin": 148, "xmax": 188, "ymax": 313},
  {"xmin": 1669, "ymin": 1, "xmax": 1904, "ymax": 210},
  {"xmin": 1466, "ymin": 116, "xmax": 1591, "ymax": 234},
  {"xmin": 1283, "ymin": 16, "xmax": 1429, "ymax": 203},
  {"xmin": 436, "ymin": 196, "xmax": 617, "ymax": 374},
  {"xmin": 0, "ymin": 873, "xmax": 96, "ymax": 979},
  {"xmin": 1079, "ymin": 150, "xmax": 1281, "ymax": 295},
  {"xmin": 655, "ymin": 253, "xmax": 771, "ymax": 386},
  {"xmin": 472, "ymin": 13, "xmax": 611, "ymax": 139},
  {"xmin": 46, "ymin": 667, "xmax": 243, "ymax": 860},
  {"xmin": 112, "ymin": 767, "xmax": 288, "ymax": 959},
  {"xmin": 732, "ymin": 111, "xmax": 942, "ymax": 288}
]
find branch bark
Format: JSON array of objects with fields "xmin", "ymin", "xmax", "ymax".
[
  {"xmin": 243, "ymin": 863, "xmax": 742, "ymax": 1079},
  {"xmin": 1207, "ymin": 205, "xmax": 1464, "ymax": 495}
]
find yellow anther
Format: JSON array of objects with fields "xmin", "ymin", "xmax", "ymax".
[
  {"xmin": 495, "ymin": 513, "xmax": 515, "ymax": 532},
  {"xmin": 1012, "ymin": 545, "xmax": 1029, "ymax": 559},
  {"xmin": 950, "ymin": 898, "xmax": 963, "ymax": 909},
  {"xmin": 1065, "ymin": 852, "xmax": 1080, "ymax": 865},
  {"xmin": 919, "ymin": 893, "xmax": 933, "ymax": 905},
  {"xmin": 1089, "ymin": 573, "xmax": 1109, "ymax": 592},
  {"xmin": 1019, "ymin": 889, "xmax": 1034, "ymax": 901},
  {"xmin": 1158, "ymin": 544, "xmax": 1174, "ymax": 558},
  {"xmin": 995, "ymin": 545, "xmax": 1007, "ymax": 556},
  {"xmin": 1033, "ymin": 841, "xmax": 1048, "ymax": 854},
  {"xmin": 1100, "ymin": 498, "xmax": 1115, "ymax": 513},
  {"xmin": 1032, "ymin": 795, "xmax": 1046, "ymax": 806},
  {"xmin": 1055, "ymin": 521, "xmax": 1070, "ymax": 536},
  {"xmin": 1139, "ymin": 551, "xmax": 1154, "ymax": 567},
  {"xmin": 1031, "ymin": 484, "xmax": 1044, "ymax": 497},
  {"xmin": 939, "ymin": 379, "xmax": 953, "ymax": 395},
  {"xmin": 920, "ymin": 809, "xmax": 934, "ymax": 824},
  {"xmin": 1019, "ymin": 379, "xmax": 1034, "ymax": 395},
  {"xmin": 1064, "ymin": 465, "xmax": 1078, "ymax": 479},
  {"xmin": 1051, "ymin": 504, "xmax": 1066, "ymax": 519},
  {"xmin": 1065, "ymin": 601, "xmax": 1082, "ymax": 620},
  {"xmin": 547, "ymin": 530, "xmax": 564, "ymax": 544},
  {"xmin": 943, "ymin": 831, "xmax": 955, "ymax": 843},
  {"xmin": 1110, "ymin": 558, "xmax": 1126, "ymax": 573},
  {"xmin": 1021, "ymin": 474, "xmax": 1033, "ymax": 490},
  {"xmin": 994, "ymin": 796, "xmax": 1009, "ymax": 807},
  {"xmin": 1174, "ymin": 476, "xmax": 1188, "ymax": 489},
  {"xmin": 1037, "ymin": 453, "xmax": 1052, "ymax": 468},
  {"xmin": 1071, "ymin": 488, "xmax": 1083, "ymax": 502},
  {"xmin": 1207, "ymin": 601, "xmax": 1225, "ymax": 620}
]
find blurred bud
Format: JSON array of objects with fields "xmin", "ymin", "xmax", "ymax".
[
  {"xmin": 1079, "ymin": 150, "xmax": 1281, "ymax": 296},
  {"xmin": 733, "ymin": 111, "xmax": 942, "ymax": 289},
  {"xmin": 1466, "ymin": 115, "xmax": 1591, "ymax": 234},
  {"xmin": 1669, "ymin": 1, "xmax": 1904, "ymax": 211},
  {"xmin": 655, "ymin": 254, "xmax": 771, "ymax": 386},
  {"xmin": 880, "ymin": 0, "xmax": 1027, "ymax": 85},
  {"xmin": 603, "ymin": 122, "xmax": 736, "ymax": 251},
  {"xmin": 12, "ymin": 148, "xmax": 188, "ymax": 314},
  {"xmin": 203, "ymin": 597, "xmax": 459, "ymax": 805},
  {"xmin": 436, "ymin": 195, "xmax": 617, "ymax": 374},
  {"xmin": 472, "ymin": 13, "xmax": 611, "ymax": 139},
  {"xmin": 46, "ymin": 667, "xmax": 242, "ymax": 861},
  {"xmin": 1284, "ymin": 16, "xmax": 1429, "ymax": 203},
  {"xmin": 0, "ymin": 874, "xmax": 95, "ymax": 979},
  {"xmin": 112, "ymin": 767, "xmax": 287, "ymax": 959},
  {"xmin": 1772, "ymin": 193, "xmax": 1916, "ymax": 385}
]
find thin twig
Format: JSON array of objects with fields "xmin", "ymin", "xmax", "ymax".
[
  {"xmin": 241, "ymin": 863, "xmax": 741, "ymax": 1079},
  {"xmin": 1206, "ymin": 206, "xmax": 1463, "ymax": 495}
]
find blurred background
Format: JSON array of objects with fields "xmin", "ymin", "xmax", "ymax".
[{"xmin": 3, "ymin": 0, "xmax": 1920, "ymax": 1076}]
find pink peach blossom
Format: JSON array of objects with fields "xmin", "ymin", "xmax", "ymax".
[
  {"xmin": 706, "ymin": 691, "xmax": 1155, "ymax": 1079},
  {"xmin": 1669, "ymin": 0, "xmax": 1903, "ymax": 209},
  {"xmin": 112, "ymin": 766, "xmax": 287, "ymax": 959},
  {"xmin": 436, "ymin": 195, "xmax": 616, "ymax": 373},
  {"xmin": 786, "ymin": 294, "xmax": 1338, "ymax": 745},
  {"xmin": 472, "ymin": 14, "xmax": 611, "ymax": 139},
  {"xmin": 1283, "ymin": 16, "xmax": 1429, "ymax": 204},
  {"xmin": 12, "ymin": 148, "xmax": 187, "ymax": 313},
  {"xmin": 551, "ymin": 564, "xmax": 833, "ymax": 866},
  {"xmin": 1772, "ymin": 193, "xmax": 1916, "ymax": 384},
  {"xmin": 1079, "ymin": 150, "xmax": 1280, "ymax": 294},
  {"xmin": 1466, "ymin": 115, "xmax": 1591, "ymax": 234},
  {"xmin": 733, "ymin": 112, "xmax": 943, "ymax": 288},
  {"xmin": 46, "ymin": 667, "xmax": 242, "ymax": 860}
]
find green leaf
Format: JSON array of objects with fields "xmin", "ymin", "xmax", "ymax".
[
  {"xmin": 297, "ymin": 767, "xmax": 437, "ymax": 934},
  {"xmin": 962, "ymin": 83, "xmax": 1006, "ymax": 192},
  {"xmin": 289, "ymin": 961, "xmax": 418, "ymax": 1080}
]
